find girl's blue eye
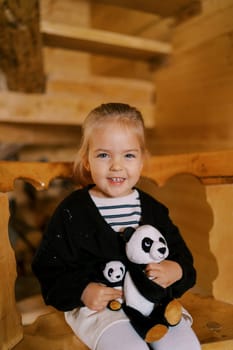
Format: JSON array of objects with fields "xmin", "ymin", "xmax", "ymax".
[
  {"xmin": 125, "ymin": 153, "xmax": 136, "ymax": 158},
  {"xmin": 97, "ymin": 153, "xmax": 108, "ymax": 158}
]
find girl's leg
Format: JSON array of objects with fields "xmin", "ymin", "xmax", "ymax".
[
  {"xmin": 150, "ymin": 317, "xmax": 201, "ymax": 350},
  {"xmin": 96, "ymin": 321, "xmax": 149, "ymax": 350}
]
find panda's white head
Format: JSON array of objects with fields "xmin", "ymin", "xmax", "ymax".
[
  {"xmin": 103, "ymin": 261, "xmax": 126, "ymax": 283},
  {"xmin": 123, "ymin": 225, "xmax": 169, "ymax": 264}
]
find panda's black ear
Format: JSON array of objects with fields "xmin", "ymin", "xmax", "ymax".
[
  {"xmin": 123, "ymin": 227, "xmax": 135, "ymax": 242},
  {"xmin": 100, "ymin": 262, "xmax": 106, "ymax": 271}
]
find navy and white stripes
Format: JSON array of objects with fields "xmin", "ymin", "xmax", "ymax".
[{"xmin": 91, "ymin": 190, "xmax": 141, "ymax": 232}]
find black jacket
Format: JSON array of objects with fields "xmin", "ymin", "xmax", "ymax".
[{"xmin": 32, "ymin": 186, "xmax": 196, "ymax": 311}]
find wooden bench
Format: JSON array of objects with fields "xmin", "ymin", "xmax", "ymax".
[{"xmin": 0, "ymin": 150, "xmax": 233, "ymax": 350}]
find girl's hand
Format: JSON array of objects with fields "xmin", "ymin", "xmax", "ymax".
[
  {"xmin": 145, "ymin": 260, "xmax": 183, "ymax": 288},
  {"xmin": 81, "ymin": 282, "xmax": 123, "ymax": 311}
]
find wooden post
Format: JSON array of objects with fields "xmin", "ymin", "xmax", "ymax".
[
  {"xmin": 0, "ymin": 193, "xmax": 23, "ymax": 349},
  {"xmin": 0, "ymin": 0, "xmax": 45, "ymax": 92}
]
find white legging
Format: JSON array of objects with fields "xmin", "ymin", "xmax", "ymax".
[{"xmin": 96, "ymin": 317, "xmax": 201, "ymax": 350}]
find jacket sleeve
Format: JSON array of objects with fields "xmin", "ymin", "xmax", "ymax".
[
  {"xmin": 143, "ymin": 192, "xmax": 197, "ymax": 298},
  {"xmin": 32, "ymin": 203, "xmax": 94, "ymax": 311},
  {"xmin": 158, "ymin": 206, "xmax": 196, "ymax": 297}
]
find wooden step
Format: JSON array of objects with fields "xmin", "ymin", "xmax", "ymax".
[
  {"xmin": 0, "ymin": 76, "xmax": 156, "ymax": 130},
  {"xmin": 92, "ymin": 0, "xmax": 202, "ymax": 18},
  {"xmin": 41, "ymin": 21, "xmax": 171, "ymax": 61}
]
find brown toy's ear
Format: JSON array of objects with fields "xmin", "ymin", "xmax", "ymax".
[{"xmin": 123, "ymin": 227, "xmax": 135, "ymax": 242}]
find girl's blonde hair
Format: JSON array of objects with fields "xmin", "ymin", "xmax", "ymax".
[{"xmin": 73, "ymin": 102, "xmax": 146, "ymax": 187}]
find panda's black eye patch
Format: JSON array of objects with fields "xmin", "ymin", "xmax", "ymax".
[
  {"xmin": 108, "ymin": 268, "xmax": 113, "ymax": 277},
  {"xmin": 159, "ymin": 237, "xmax": 166, "ymax": 245},
  {"xmin": 142, "ymin": 237, "xmax": 153, "ymax": 252}
]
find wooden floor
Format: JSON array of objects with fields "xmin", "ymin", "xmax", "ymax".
[{"xmin": 13, "ymin": 292, "xmax": 233, "ymax": 350}]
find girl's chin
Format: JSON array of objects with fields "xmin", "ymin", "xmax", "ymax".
[{"xmin": 105, "ymin": 187, "xmax": 132, "ymax": 198}]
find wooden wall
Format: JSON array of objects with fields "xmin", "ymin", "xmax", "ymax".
[
  {"xmin": 144, "ymin": 0, "xmax": 233, "ymax": 305},
  {"xmin": 140, "ymin": 174, "xmax": 233, "ymax": 305},
  {"xmin": 153, "ymin": 0, "xmax": 233, "ymax": 155}
]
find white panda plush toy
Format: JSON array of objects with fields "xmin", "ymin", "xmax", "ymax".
[
  {"xmin": 102, "ymin": 260, "xmax": 126, "ymax": 311},
  {"xmin": 122, "ymin": 225, "xmax": 182, "ymax": 343}
]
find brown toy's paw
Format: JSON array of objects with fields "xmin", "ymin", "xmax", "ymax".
[
  {"xmin": 164, "ymin": 299, "xmax": 182, "ymax": 326},
  {"xmin": 108, "ymin": 300, "xmax": 122, "ymax": 311},
  {"xmin": 145, "ymin": 324, "xmax": 168, "ymax": 343}
]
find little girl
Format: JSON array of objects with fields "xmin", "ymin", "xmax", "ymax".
[{"xmin": 32, "ymin": 103, "xmax": 201, "ymax": 350}]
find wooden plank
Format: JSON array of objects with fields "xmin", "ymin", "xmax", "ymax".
[
  {"xmin": 91, "ymin": 0, "xmax": 201, "ymax": 18},
  {"xmin": 153, "ymin": 3, "xmax": 233, "ymax": 155},
  {"xmin": 90, "ymin": 4, "xmax": 173, "ymax": 78},
  {"xmin": 91, "ymin": 3, "xmax": 161, "ymax": 36},
  {"xmin": 12, "ymin": 293, "xmax": 233, "ymax": 349},
  {"xmin": 174, "ymin": 1, "xmax": 233, "ymax": 52},
  {"xmin": 0, "ymin": 161, "xmax": 73, "ymax": 192},
  {"xmin": 41, "ymin": 21, "xmax": 171, "ymax": 61},
  {"xmin": 91, "ymin": 55, "xmax": 152, "ymax": 81},
  {"xmin": 0, "ymin": 193, "xmax": 23, "ymax": 349},
  {"xmin": 41, "ymin": 0, "xmax": 90, "ymax": 27},
  {"xmin": 13, "ymin": 311, "xmax": 89, "ymax": 350},
  {"xmin": 145, "ymin": 124, "xmax": 233, "ymax": 156},
  {"xmin": 0, "ymin": 91, "xmax": 156, "ymax": 128},
  {"xmin": 142, "ymin": 150, "xmax": 233, "ymax": 186},
  {"xmin": 1, "ymin": 150, "xmax": 233, "ymax": 192},
  {"xmin": 207, "ymin": 184, "xmax": 233, "ymax": 304},
  {"xmin": 202, "ymin": 340, "xmax": 233, "ymax": 350},
  {"xmin": 181, "ymin": 292, "xmax": 233, "ymax": 346},
  {"xmin": 47, "ymin": 76, "xmax": 155, "ymax": 105},
  {"xmin": 14, "ymin": 295, "xmax": 233, "ymax": 349},
  {"xmin": 0, "ymin": 123, "xmax": 82, "ymax": 145},
  {"xmin": 0, "ymin": 0, "xmax": 45, "ymax": 92}
]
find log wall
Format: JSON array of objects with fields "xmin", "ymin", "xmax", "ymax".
[{"xmin": 153, "ymin": 0, "xmax": 233, "ymax": 154}]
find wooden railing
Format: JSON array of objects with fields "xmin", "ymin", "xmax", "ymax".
[{"xmin": 0, "ymin": 150, "xmax": 233, "ymax": 350}]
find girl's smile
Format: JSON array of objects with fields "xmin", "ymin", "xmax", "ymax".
[
  {"xmin": 86, "ymin": 123, "xmax": 144, "ymax": 198},
  {"xmin": 107, "ymin": 177, "xmax": 125, "ymax": 184}
]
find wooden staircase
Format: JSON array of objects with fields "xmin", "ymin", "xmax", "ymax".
[{"xmin": 0, "ymin": 0, "xmax": 202, "ymax": 141}]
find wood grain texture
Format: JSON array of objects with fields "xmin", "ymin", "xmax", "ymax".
[
  {"xmin": 0, "ymin": 194, "xmax": 23, "ymax": 350},
  {"xmin": 0, "ymin": 151, "xmax": 233, "ymax": 349},
  {"xmin": 92, "ymin": 0, "xmax": 201, "ymax": 18},
  {"xmin": 41, "ymin": 20, "xmax": 171, "ymax": 61},
  {"xmin": 0, "ymin": 0, "xmax": 45, "ymax": 92}
]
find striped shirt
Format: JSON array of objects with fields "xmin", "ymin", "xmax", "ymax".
[{"xmin": 90, "ymin": 189, "xmax": 141, "ymax": 232}]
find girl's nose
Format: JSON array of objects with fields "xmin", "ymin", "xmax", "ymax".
[{"xmin": 110, "ymin": 158, "xmax": 122, "ymax": 171}]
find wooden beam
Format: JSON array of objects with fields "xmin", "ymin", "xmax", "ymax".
[
  {"xmin": 0, "ymin": 150, "xmax": 233, "ymax": 192},
  {"xmin": 41, "ymin": 21, "xmax": 171, "ymax": 61},
  {"xmin": 0, "ymin": 161, "xmax": 73, "ymax": 192},
  {"xmin": 0, "ymin": 123, "xmax": 81, "ymax": 145},
  {"xmin": 47, "ymin": 76, "xmax": 155, "ymax": 105},
  {"xmin": 0, "ymin": 193, "xmax": 23, "ymax": 348},
  {"xmin": 142, "ymin": 150, "xmax": 233, "ymax": 186},
  {"xmin": 0, "ymin": 91, "xmax": 156, "ymax": 128},
  {"xmin": 0, "ymin": 0, "xmax": 45, "ymax": 92},
  {"xmin": 91, "ymin": 0, "xmax": 201, "ymax": 19}
]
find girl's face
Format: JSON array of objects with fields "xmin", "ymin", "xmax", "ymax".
[{"xmin": 86, "ymin": 123, "xmax": 144, "ymax": 198}]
